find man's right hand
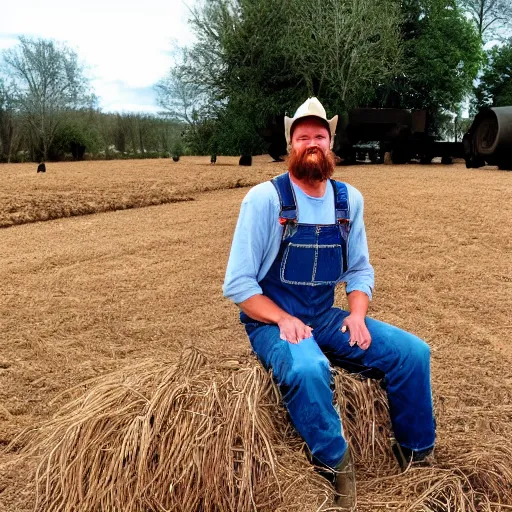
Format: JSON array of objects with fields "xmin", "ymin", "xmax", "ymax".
[
  {"xmin": 277, "ymin": 314, "xmax": 313, "ymax": 344},
  {"xmin": 238, "ymin": 295, "xmax": 312, "ymax": 344}
]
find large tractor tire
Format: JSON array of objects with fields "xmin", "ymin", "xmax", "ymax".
[{"xmin": 465, "ymin": 107, "xmax": 512, "ymax": 169}]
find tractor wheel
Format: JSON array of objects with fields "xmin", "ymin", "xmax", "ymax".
[
  {"xmin": 239, "ymin": 155, "xmax": 252, "ymax": 166},
  {"xmin": 498, "ymin": 160, "xmax": 512, "ymax": 171}
]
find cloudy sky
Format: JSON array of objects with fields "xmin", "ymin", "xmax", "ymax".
[{"xmin": 0, "ymin": 0, "xmax": 196, "ymax": 113}]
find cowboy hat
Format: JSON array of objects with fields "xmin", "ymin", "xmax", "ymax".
[{"xmin": 284, "ymin": 97, "xmax": 338, "ymax": 150}]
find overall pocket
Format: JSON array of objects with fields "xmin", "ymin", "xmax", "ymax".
[{"xmin": 280, "ymin": 243, "xmax": 343, "ymax": 285}]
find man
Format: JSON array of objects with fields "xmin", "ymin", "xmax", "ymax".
[{"xmin": 223, "ymin": 98, "xmax": 436, "ymax": 509}]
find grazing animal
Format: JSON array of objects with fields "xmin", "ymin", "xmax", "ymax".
[{"xmin": 37, "ymin": 162, "xmax": 46, "ymax": 173}]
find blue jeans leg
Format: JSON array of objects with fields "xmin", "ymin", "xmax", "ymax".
[
  {"xmin": 312, "ymin": 308, "xmax": 436, "ymax": 452},
  {"xmin": 246, "ymin": 323, "xmax": 347, "ymax": 469}
]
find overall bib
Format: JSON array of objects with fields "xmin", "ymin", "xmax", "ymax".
[{"xmin": 243, "ymin": 173, "xmax": 436, "ymax": 469}]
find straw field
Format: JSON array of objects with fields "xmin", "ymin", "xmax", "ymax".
[{"xmin": 1, "ymin": 156, "xmax": 512, "ymax": 511}]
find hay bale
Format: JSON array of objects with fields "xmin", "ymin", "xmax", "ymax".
[
  {"xmin": 14, "ymin": 347, "xmax": 512, "ymax": 511},
  {"xmin": 16, "ymin": 348, "xmax": 392, "ymax": 511}
]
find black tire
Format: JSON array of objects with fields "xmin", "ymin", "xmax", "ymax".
[
  {"xmin": 498, "ymin": 161, "xmax": 512, "ymax": 171},
  {"xmin": 391, "ymin": 149, "xmax": 409, "ymax": 165},
  {"xmin": 239, "ymin": 155, "xmax": 252, "ymax": 166},
  {"xmin": 268, "ymin": 143, "xmax": 284, "ymax": 162},
  {"xmin": 466, "ymin": 155, "xmax": 485, "ymax": 169}
]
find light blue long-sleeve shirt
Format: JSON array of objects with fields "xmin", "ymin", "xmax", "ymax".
[{"xmin": 223, "ymin": 177, "xmax": 374, "ymax": 305}]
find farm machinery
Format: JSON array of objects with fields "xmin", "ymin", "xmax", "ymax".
[
  {"xmin": 263, "ymin": 105, "xmax": 512, "ymax": 169},
  {"xmin": 463, "ymin": 107, "xmax": 512, "ymax": 170}
]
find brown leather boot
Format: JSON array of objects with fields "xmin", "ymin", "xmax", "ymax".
[
  {"xmin": 334, "ymin": 448, "xmax": 357, "ymax": 510},
  {"xmin": 392, "ymin": 443, "xmax": 435, "ymax": 472}
]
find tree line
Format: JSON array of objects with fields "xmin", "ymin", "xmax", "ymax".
[
  {"xmin": 0, "ymin": 38, "xmax": 184, "ymax": 163},
  {"xmin": 156, "ymin": 0, "xmax": 512, "ymax": 156},
  {"xmin": 1, "ymin": 0, "xmax": 511, "ymax": 162}
]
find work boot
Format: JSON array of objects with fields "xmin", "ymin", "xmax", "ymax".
[
  {"xmin": 392, "ymin": 443, "xmax": 435, "ymax": 472},
  {"xmin": 334, "ymin": 448, "xmax": 357, "ymax": 510}
]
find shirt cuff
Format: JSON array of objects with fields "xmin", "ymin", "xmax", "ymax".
[
  {"xmin": 345, "ymin": 284, "xmax": 373, "ymax": 300},
  {"xmin": 225, "ymin": 286, "xmax": 263, "ymax": 305}
]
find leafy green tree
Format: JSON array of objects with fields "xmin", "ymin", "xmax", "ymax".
[
  {"xmin": 51, "ymin": 117, "xmax": 101, "ymax": 160},
  {"xmin": 162, "ymin": 0, "xmax": 404, "ymax": 154},
  {"xmin": 474, "ymin": 39, "xmax": 512, "ymax": 108},
  {"xmin": 171, "ymin": 137, "xmax": 184, "ymax": 159},
  {"xmin": 375, "ymin": 0, "xmax": 483, "ymax": 135},
  {"xmin": 1, "ymin": 37, "xmax": 95, "ymax": 161}
]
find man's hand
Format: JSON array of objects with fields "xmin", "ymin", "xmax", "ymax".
[
  {"xmin": 341, "ymin": 314, "xmax": 371, "ymax": 350},
  {"xmin": 278, "ymin": 314, "xmax": 313, "ymax": 344}
]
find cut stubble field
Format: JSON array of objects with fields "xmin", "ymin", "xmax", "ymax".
[{"xmin": 1, "ymin": 156, "xmax": 512, "ymax": 510}]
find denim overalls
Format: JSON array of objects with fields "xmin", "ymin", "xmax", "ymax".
[{"xmin": 243, "ymin": 173, "xmax": 436, "ymax": 469}]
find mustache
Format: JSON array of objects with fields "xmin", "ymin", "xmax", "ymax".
[{"xmin": 287, "ymin": 146, "xmax": 335, "ymax": 183}]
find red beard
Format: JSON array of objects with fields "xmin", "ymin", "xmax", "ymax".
[{"xmin": 287, "ymin": 146, "xmax": 335, "ymax": 184}]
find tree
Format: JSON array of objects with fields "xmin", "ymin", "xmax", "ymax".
[
  {"xmin": 0, "ymin": 78, "xmax": 22, "ymax": 163},
  {"xmin": 283, "ymin": 0, "xmax": 403, "ymax": 112},
  {"xmin": 155, "ymin": 49, "xmax": 215, "ymax": 155},
  {"xmin": 1, "ymin": 37, "xmax": 95, "ymax": 161},
  {"xmin": 474, "ymin": 39, "xmax": 512, "ymax": 108},
  {"xmin": 458, "ymin": 0, "xmax": 512, "ymax": 41},
  {"xmin": 162, "ymin": 0, "xmax": 404, "ymax": 155},
  {"xmin": 374, "ymin": 0, "xmax": 483, "ymax": 136}
]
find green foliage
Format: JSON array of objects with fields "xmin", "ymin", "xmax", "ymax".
[
  {"xmin": 162, "ymin": 0, "xmax": 404, "ymax": 155},
  {"xmin": 474, "ymin": 40, "xmax": 512, "ymax": 109},
  {"xmin": 374, "ymin": 0, "xmax": 483, "ymax": 136},
  {"xmin": 51, "ymin": 116, "xmax": 102, "ymax": 160},
  {"xmin": 171, "ymin": 137, "xmax": 184, "ymax": 158}
]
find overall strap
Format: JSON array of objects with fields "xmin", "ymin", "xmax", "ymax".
[
  {"xmin": 271, "ymin": 173, "xmax": 297, "ymax": 225},
  {"xmin": 331, "ymin": 179, "xmax": 350, "ymax": 273},
  {"xmin": 330, "ymin": 179, "xmax": 350, "ymax": 225}
]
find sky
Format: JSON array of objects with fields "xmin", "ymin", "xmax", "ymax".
[{"xmin": 0, "ymin": 0, "xmax": 196, "ymax": 113}]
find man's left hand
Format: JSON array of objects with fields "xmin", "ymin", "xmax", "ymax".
[{"xmin": 341, "ymin": 315, "xmax": 372, "ymax": 350}]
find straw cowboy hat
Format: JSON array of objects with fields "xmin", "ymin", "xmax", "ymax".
[{"xmin": 284, "ymin": 97, "xmax": 338, "ymax": 150}]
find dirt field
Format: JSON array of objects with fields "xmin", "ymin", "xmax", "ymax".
[{"xmin": 1, "ymin": 156, "xmax": 512, "ymax": 510}]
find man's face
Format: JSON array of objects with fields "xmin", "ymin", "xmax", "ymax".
[
  {"xmin": 290, "ymin": 117, "xmax": 331, "ymax": 155},
  {"xmin": 288, "ymin": 117, "xmax": 335, "ymax": 183}
]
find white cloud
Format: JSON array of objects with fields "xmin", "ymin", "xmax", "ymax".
[{"xmin": 0, "ymin": 0, "xmax": 196, "ymax": 112}]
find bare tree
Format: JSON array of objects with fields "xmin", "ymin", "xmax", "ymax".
[
  {"xmin": 1, "ymin": 37, "xmax": 94, "ymax": 161},
  {"xmin": 155, "ymin": 51, "xmax": 207, "ymax": 127},
  {"xmin": 0, "ymin": 79, "xmax": 21, "ymax": 163},
  {"xmin": 459, "ymin": 0, "xmax": 512, "ymax": 40}
]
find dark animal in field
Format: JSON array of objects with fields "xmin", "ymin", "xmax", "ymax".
[
  {"xmin": 172, "ymin": 156, "xmax": 180, "ymax": 162},
  {"xmin": 239, "ymin": 155, "xmax": 252, "ymax": 166},
  {"xmin": 210, "ymin": 154, "xmax": 217, "ymax": 164},
  {"xmin": 37, "ymin": 163, "xmax": 46, "ymax": 173}
]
